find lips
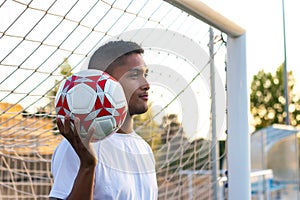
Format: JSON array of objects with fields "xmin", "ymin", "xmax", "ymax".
[{"xmin": 139, "ymin": 93, "xmax": 148, "ymax": 101}]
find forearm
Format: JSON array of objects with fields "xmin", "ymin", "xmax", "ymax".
[
  {"xmin": 66, "ymin": 165, "xmax": 96, "ymax": 200},
  {"xmin": 54, "ymin": 116, "xmax": 97, "ymax": 200}
]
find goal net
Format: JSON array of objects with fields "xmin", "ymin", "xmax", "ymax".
[{"xmin": 0, "ymin": 0, "xmax": 242, "ymax": 199}]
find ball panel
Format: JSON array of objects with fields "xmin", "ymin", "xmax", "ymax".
[
  {"xmin": 55, "ymin": 79, "xmax": 66, "ymax": 107},
  {"xmin": 96, "ymin": 108, "xmax": 111, "ymax": 118},
  {"xmin": 84, "ymin": 109, "xmax": 101, "ymax": 121},
  {"xmin": 94, "ymin": 96, "xmax": 103, "ymax": 110},
  {"xmin": 90, "ymin": 116, "xmax": 117, "ymax": 140},
  {"xmin": 114, "ymin": 106, "xmax": 127, "ymax": 124},
  {"xmin": 102, "ymin": 95, "xmax": 113, "ymax": 108},
  {"xmin": 105, "ymin": 81, "xmax": 127, "ymax": 108},
  {"xmin": 62, "ymin": 97, "xmax": 70, "ymax": 113},
  {"xmin": 97, "ymin": 79, "xmax": 107, "ymax": 91},
  {"xmin": 74, "ymin": 77, "xmax": 96, "ymax": 90},
  {"xmin": 66, "ymin": 83, "xmax": 97, "ymax": 114}
]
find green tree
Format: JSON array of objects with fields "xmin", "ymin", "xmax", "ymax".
[{"xmin": 250, "ymin": 64, "xmax": 300, "ymax": 131}]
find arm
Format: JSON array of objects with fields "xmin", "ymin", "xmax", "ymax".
[{"xmin": 56, "ymin": 115, "xmax": 97, "ymax": 200}]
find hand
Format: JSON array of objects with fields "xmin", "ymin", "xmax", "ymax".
[{"xmin": 56, "ymin": 115, "xmax": 97, "ymax": 167}]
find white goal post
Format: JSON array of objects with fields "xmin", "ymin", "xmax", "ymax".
[{"xmin": 164, "ymin": 0, "xmax": 250, "ymax": 199}]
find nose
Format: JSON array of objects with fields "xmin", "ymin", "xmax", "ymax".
[{"xmin": 141, "ymin": 77, "xmax": 150, "ymax": 91}]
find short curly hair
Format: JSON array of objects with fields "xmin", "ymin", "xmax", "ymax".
[{"xmin": 88, "ymin": 40, "xmax": 144, "ymax": 73}]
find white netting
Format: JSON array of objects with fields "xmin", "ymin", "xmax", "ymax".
[{"xmin": 0, "ymin": 0, "xmax": 228, "ymax": 199}]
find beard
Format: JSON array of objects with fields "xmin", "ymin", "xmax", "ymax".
[{"xmin": 128, "ymin": 99, "xmax": 148, "ymax": 115}]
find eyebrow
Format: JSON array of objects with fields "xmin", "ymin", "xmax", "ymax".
[{"xmin": 128, "ymin": 66, "xmax": 148, "ymax": 73}]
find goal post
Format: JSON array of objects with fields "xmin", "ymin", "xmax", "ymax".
[
  {"xmin": 227, "ymin": 35, "xmax": 250, "ymax": 200},
  {"xmin": 164, "ymin": 0, "xmax": 250, "ymax": 199}
]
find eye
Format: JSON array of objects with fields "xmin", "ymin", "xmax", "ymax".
[
  {"xmin": 144, "ymin": 71, "xmax": 148, "ymax": 78},
  {"xmin": 127, "ymin": 67, "xmax": 148, "ymax": 79},
  {"xmin": 127, "ymin": 70, "xmax": 139, "ymax": 79},
  {"xmin": 131, "ymin": 71, "xmax": 139, "ymax": 77}
]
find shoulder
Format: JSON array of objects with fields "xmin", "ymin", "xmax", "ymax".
[
  {"xmin": 132, "ymin": 132, "xmax": 153, "ymax": 152},
  {"xmin": 52, "ymin": 139, "xmax": 75, "ymax": 158},
  {"xmin": 51, "ymin": 139, "xmax": 80, "ymax": 171},
  {"xmin": 112, "ymin": 132, "xmax": 153, "ymax": 153}
]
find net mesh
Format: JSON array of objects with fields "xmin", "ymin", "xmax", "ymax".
[{"xmin": 0, "ymin": 0, "xmax": 228, "ymax": 199}]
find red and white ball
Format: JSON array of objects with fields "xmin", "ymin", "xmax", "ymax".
[{"xmin": 55, "ymin": 69, "xmax": 128, "ymax": 141}]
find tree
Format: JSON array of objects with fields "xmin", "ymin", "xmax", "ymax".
[{"xmin": 250, "ymin": 64, "xmax": 300, "ymax": 131}]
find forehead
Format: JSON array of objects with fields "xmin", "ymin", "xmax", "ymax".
[{"xmin": 111, "ymin": 54, "xmax": 147, "ymax": 79}]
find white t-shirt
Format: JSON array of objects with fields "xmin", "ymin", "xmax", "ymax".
[{"xmin": 49, "ymin": 132, "xmax": 158, "ymax": 200}]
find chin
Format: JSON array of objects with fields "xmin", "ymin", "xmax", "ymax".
[{"xmin": 129, "ymin": 106, "xmax": 148, "ymax": 115}]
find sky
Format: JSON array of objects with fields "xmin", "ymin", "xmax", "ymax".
[
  {"xmin": 203, "ymin": 0, "xmax": 300, "ymax": 91},
  {"xmin": 1, "ymin": 0, "xmax": 299, "ymax": 137}
]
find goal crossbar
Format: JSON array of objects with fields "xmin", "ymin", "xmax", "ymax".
[{"xmin": 164, "ymin": 0, "xmax": 245, "ymax": 38}]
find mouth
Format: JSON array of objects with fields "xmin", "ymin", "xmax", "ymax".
[{"xmin": 139, "ymin": 93, "xmax": 148, "ymax": 101}]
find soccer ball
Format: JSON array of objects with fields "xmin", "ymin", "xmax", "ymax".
[{"xmin": 55, "ymin": 69, "xmax": 128, "ymax": 141}]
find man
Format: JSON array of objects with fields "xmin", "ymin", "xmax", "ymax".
[{"xmin": 49, "ymin": 40, "xmax": 158, "ymax": 200}]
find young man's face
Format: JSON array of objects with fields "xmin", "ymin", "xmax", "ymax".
[{"xmin": 110, "ymin": 53, "xmax": 150, "ymax": 115}]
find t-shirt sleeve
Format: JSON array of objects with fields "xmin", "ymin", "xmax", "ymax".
[{"xmin": 49, "ymin": 139, "xmax": 80, "ymax": 199}]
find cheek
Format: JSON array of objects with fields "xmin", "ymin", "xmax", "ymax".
[
  {"xmin": 121, "ymin": 84, "xmax": 136, "ymax": 102},
  {"xmin": 119, "ymin": 81, "xmax": 139, "ymax": 101}
]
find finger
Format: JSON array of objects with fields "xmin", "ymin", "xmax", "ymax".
[
  {"xmin": 56, "ymin": 116, "xmax": 64, "ymax": 134},
  {"xmin": 73, "ymin": 117, "xmax": 84, "ymax": 143},
  {"xmin": 73, "ymin": 117, "xmax": 80, "ymax": 136},
  {"xmin": 64, "ymin": 115, "xmax": 71, "ymax": 135},
  {"xmin": 86, "ymin": 126, "xmax": 95, "ymax": 143}
]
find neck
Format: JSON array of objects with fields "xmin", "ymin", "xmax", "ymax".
[{"xmin": 117, "ymin": 114, "xmax": 133, "ymax": 134}]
